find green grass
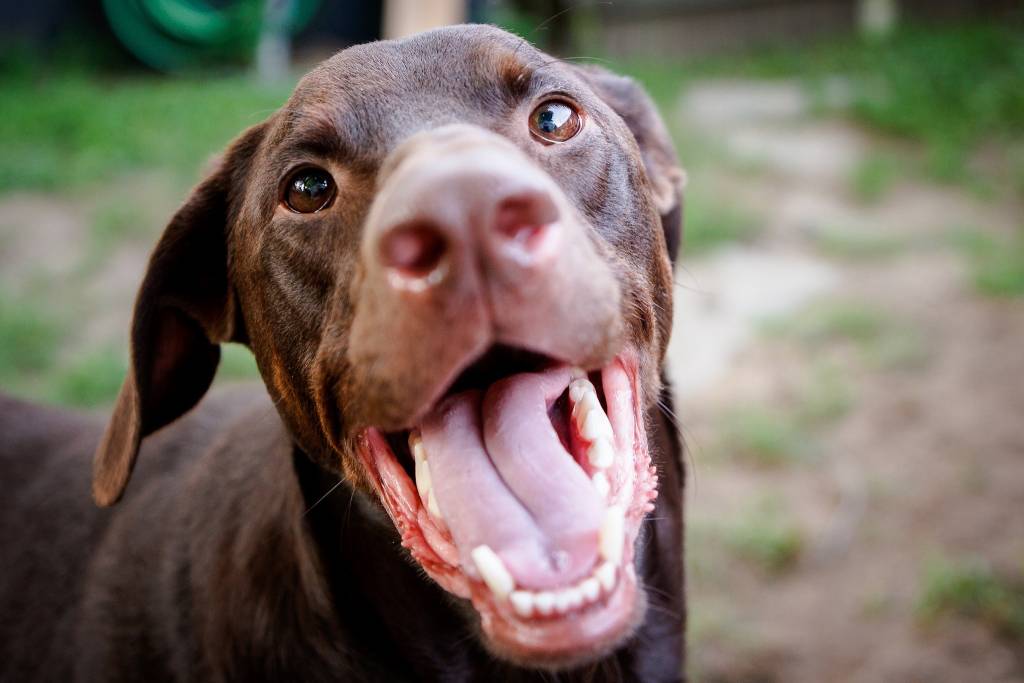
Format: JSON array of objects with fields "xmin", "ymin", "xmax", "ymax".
[
  {"xmin": 714, "ymin": 362, "xmax": 854, "ymax": 467},
  {"xmin": 0, "ymin": 292, "xmax": 63, "ymax": 386},
  {"xmin": 717, "ymin": 407, "xmax": 807, "ymax": 466},
  {"xmin": 812, "ymin": 226, "xmax": 908, "ymax": 260},
  {"xmin": 763, "ymin": 301, "xmax": 887, "ymax": 345},
  {"xmin": 682, "ymin": 189, "xmax": 761, "ymax": 255},
  {"xmin": 0, "ymin": 74, "xmax": 291, "ymax": 193},
  {"xmin": 950, "ymin": 228, "xmax": 1024, "ymax": 298},
  {"xmin": 849, "ymin": 154, "xmax": 899, "ymax": 203},
  {"xmin": 917, "ymin": 557, "xmax": 1024, "ymax": 641},
  {"xmin": 762, "ymin": 299, "xmax": 929, "ymax": 370},
  {"xmin": 622, "ymin": 22, "xmax": 1024, "ymax": 188},
  {"xmin": 723, "ymin": 497, "xmax": 804, "ymax": 575},
  {"xmin": 50, "ymin": 347, "xmax": 128, "ymax": 407},
  {"xmin": 218, "ymin": 343, "xmax": 261, "ymax": 380}
]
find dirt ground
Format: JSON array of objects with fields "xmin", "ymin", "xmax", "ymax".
[
  {"xmin": 1, "ymin": 74, "xmax": 1022, "ymax": 682},
  {"xmin": 669, "ymin": 80, "xmax": 1024, "ymax": 682}
]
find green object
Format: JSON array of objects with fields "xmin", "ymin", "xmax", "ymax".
[{"xmin": 102, "ymin": 0, "xmax": 321, "ymax": 72}]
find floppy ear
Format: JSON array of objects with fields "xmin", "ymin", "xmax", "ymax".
[
  {"xmin": 574, "ymin": 65, "xmax": 686, "ymax": 263},
  {"xmin": 92, "ymin": 123, "xmax": 266, "ymax": 507}
]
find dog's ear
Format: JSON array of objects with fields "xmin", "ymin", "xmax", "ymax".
[
  {"xmin": 92, "ymin": 123, "xmax": 266, "ymax": 507},
  {"xmin": 574, "ymin": 65, "xmax": 686, "ymax": 262}
]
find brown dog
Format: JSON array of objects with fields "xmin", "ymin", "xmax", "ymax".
[{"xmin": 0, "ymin": 24, "xmax": 685, "ymax": 681}]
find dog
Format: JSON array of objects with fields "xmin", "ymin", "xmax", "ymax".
[{"xmin": 0, "ymin": 24, "xmax": 685, "ymax": 682}]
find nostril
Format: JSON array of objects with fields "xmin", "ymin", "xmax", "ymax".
[
  {"xmin": 492, "ymin": 192, "xmax": 560, "ymax": 252},
  {"xmin": 379, "ymin": 222, "xmax": 448, "ymax": 282}
]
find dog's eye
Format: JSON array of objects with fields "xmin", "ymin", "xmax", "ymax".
[
  {"xmin": 528, "ymin": 100, "xmax": 583, "ymax": 144},
  {"xmin": 283, "ymin": 167, "xmax": 336, "ymax": 213}
]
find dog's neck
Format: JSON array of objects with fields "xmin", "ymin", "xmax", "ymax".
[{"xmin": 291, "ymin": 448, "xmax": 488, "ymax": 680}]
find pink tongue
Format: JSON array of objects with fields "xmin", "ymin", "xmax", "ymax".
[{"xmin": 419, "ymin": 367, "xmax": 603, "ymax": 589}]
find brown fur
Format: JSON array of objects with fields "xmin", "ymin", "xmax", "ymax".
[{"xmin": 0, "ymin": 25, "xmax": 685, "ymax": 682}]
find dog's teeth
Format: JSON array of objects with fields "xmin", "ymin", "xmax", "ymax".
[
  {"xmin": 572, "ymin": 388, "xmax": 600, "ymax": 422},
  {"xmin": 569, "ymin": 367, "xmax": 587, "ymax": 382},
  {"xmin": 580, "ymin": 577, "xmax": 600, "ymax": 603},
  {"xmin": 599, "ymin": 505, "xmax": 625, "ymax": 565},
  {"xmin": 414, "ymin": 456, "xmax": 432, "ymax": 503},
  {"xmin": 471, "ymin": 545, "xmax": 515, "ymax": 601},
  {"xmin": 411, "ymin": 431, "xmax": 432, "ymax": 503},
  {"xmin": 509, "ymin": 590, "xmax": 535, "ymax": 618},
  {"xmin": 553, "ymin": 589, "xmax": 574, "ymax": 614},
  {"xmin": 426, "ymin": 489, "xmax": 443, "ymax": 521},
  {"xmin": 566, "ymin": 586, "xmax": 585, "ymax": 610},
  {"xmin": 582, "ymin": 409, "xmax": 613, "ymax": 442},
  {"xmin": 535, "ymin": 591, "xmax": 555, "ymax": 616},
  {"xmin": 592, "ymin": 471, "xmax": 611, "ymax": 500},
  {"xmin": 587, "ymin": 438, "xmax": 615, "ymax": 469},
  {"xmin": 595, "ymin": 561, "xmax": 617, "ymax": 592},
  {"xmin": 568, "ymin": 378, "xmax": 594, "ymax": 404}
]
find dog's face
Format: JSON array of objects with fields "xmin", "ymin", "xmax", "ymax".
[{"xmin": 93, "ymin": 25, "xmax": 682, "ymax": 668}]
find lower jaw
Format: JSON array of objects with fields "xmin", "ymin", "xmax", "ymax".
[
  {"xmin": 354, "ymin": 351, "xmax": 657, "ymax": 666},
  {"xmin": 476, "ymin": 565, "xmax": 646, "ymax": 668}
]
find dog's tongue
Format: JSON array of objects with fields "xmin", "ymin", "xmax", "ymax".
[{"xmin": 419, "ymin": 368, "xmax": 603, "ymax": 589}]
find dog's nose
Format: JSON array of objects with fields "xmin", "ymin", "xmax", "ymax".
[
  {"xmin": 370, "ymin": 129, "xmax": 564, "ymax": 293},
  {"xmin": 377, "ymin": 187, "xmax": 559, "ymax": 291}
]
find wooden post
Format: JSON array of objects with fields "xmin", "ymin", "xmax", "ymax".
[
  {"xmin": 383, "ymin": 0, "xmax": 466, "ymax": 40},
  {"xmin": 859, "ymin": 0, "xmax": 898, "ymax": 38}
]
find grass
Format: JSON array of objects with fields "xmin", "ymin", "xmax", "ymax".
[
  {"xmin": 714, "ymin": 362, "xmax": 854, "ymax": 467},
  {"xmin": 917, "ymin": 557, "xmax": 1024, "ymax": 642},
  {"xmin": 218, "ymin": 343, "xmax": 261, "ymax": 380},
  {"xmin": 950, "ymin": 227, "xmax": 1024, "ymax": 298},
  {"xmin": 622, "ymin": 22, "xmax": 1024, "ymax": 189},
  {"xmin": 0, "ymin": 292, "xmax": 63, "ymax": 386},
  {"xmin": 763, "ymin": 301, "xmax": 885, "ymax": 344},
  {"xmin": 50, "ymin": 347, "xmax": 127, "ymax": 408},
  {"xmin": 718, "ymin": 407, "xmax": 806, "ymax": 466},
  {"xmin": 849, "ymin": 153, "xmax": 899, "ymax": 203},
  {"xmin": 682, "ymin": 189, "xmax": 761, "ymax": 255},
  {"xmin": 812, "ymin": 226, "xmax": 908, "ymax": 260},
  {"xmin": 0, "ymin": 73, "xmax": 291, "ymax": 193},
  {"xmin": 762, "ymin": 299, "xmax": 929, "ymax": 370},
  {"xmin": 723, "ymin": 497, "xmax": 804, "ymax": 575}
]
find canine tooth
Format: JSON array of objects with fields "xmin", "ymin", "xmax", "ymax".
[
  {"xmin": 572, "ymin": 389, "xmax": 600, "ymax": 423},
  {"xmin": 569, "ymin": 378, "xmax": 594, "ymax": 404},
  {"xmin": 595, "ymin": 561, "xmax": 617, "ymax": 592},
  {"xmin": 554, "ymin": 590, "xmax": 574, "ymax": 614},
  {"xmin": 471, "ymin": 546, "xmax": 515, "ymax": 601},
  {"xmin": 599, "ymin": 505, "xmax": 625, "ymax": 565},
  {"xmin": 415, "ymin": 457, "xmax": 432, "ymax": 502},
  {"xmin": 409, "ymin": 431, "xmax": 426, "ymax": 463},
  {"xmin": 509, "ymin": 590, "xmax": 535, "ymax": 618},
  {"xmin": 569, "ymin": 367, "xmax": 587, "ymax": 381},
  {"xmin": 426, "ymin": 489, "xmax": 443, "ymax": 521},
  {"xmin": 581, "ymin": 407, "xmax": 613, "ymax": 442},
  {"xmin": 580, "ymin": 577, "xmax": 600, "ymax": 602},
  {"xmin": 535, "ymin": 591, "xmax": 555, "ymax": 616},
  {"xmin": 411, "ymin": 432, "xmax": 432, "ymax": 503},
  {"xmin": 587, "ymin": 438, "xmax": 615, "ymax": 469},
  {"xmin": 592, "ymin": 471, "xmax": 611, "ymax": 500}
]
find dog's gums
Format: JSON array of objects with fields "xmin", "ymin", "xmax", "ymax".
[{"xmin": 357, "ymin": 352, "xmax": 657, "ymax": 662}]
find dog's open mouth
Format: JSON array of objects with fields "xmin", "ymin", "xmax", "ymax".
[{"xmin": 355, "ymin": 347, "xmax": 657, "ymax": 665}]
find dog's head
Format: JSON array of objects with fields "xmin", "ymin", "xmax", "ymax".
[{"xmin": 93, "ymin": 25, "xmax": 683, "ymax": 667}]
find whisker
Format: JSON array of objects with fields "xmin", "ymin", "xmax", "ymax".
[{"xmin": 302, "ymin": 477, "xmax": 345, "ymax": 516}]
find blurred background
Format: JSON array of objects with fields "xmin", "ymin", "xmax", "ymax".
[{"xmin": 1, "ymin": 0, "xmax": 1022, "ymax": 680}]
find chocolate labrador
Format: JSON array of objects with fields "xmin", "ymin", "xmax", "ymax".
[{"xmin": 0, "ymin": 24, "xmax": 686, "ymax": 682}]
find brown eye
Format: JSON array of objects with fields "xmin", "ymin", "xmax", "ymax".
[
  {"xmin": 529, "ymin": 99, "xmax": 583, "ymax": 144},
  {"xmin": 283, "ymin": 166, "xmax": 336, "ymax": 213}
]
